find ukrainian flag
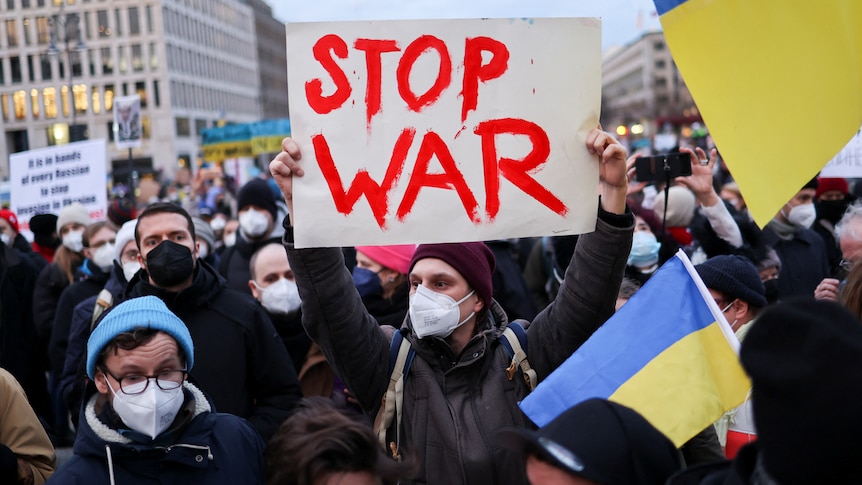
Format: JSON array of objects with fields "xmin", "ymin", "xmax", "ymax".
[
  {"xmin": 653, "ymin": 0, "xmax": 862, "ymax": 227},
  {"xmin": 520, "ymin": 250, "xmax": 750, "ymax": 446}
]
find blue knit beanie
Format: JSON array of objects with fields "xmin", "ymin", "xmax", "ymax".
[{"xmin": 87, "ymin": 296, "xmax": 194, "ymax": 379}]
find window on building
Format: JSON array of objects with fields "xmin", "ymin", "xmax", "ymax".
[
  {"xmin": 6, "ymin": 19, "xmax": 18, "ymax": 47},
  {"xmin": 61, "ymin": 85, "xmax": 69, "ymax": 116},
  {"xmin": 153, "ymin": 79, "xmax": 159, "ymax": 107},
  {"xmin": 655, "ymin": 59, "xmax": 666, "ymax": 69},
  {"xmin": 0, "ymin": 61, "xmax": 4, "ymax": 85},
  {"xmin": 22, "ymin": 18, "xmax": 31, "ymax": 45},
  {"xmin": 135, "ymin": 80, "xmax": 146, "ymax": 107},
  {"xmin": 40, "ymin": 54, "xmax": 52, "ymax": 80},
  {"xmin": 655, "ymin": 77, "xmax": 668, "ymax": 87},
  {"xmin": 9, "ymin": 130, "xmax": 29, "ymax": 153},
  {"xmin": 27, "ymin": 55, "xmax": 34, "ymax": 82},
  {"xmin": 101, "ymin": 46, "xmax": 112, "ymax": 74},
  {"xmin": 14, "ymin": 90, "xmax": 27, "ymax": 120},
  {"xmin": 175, "ymin": 117, "xmax": 190, "ymax": 137},
  {"xmin": 128, "ymin": 6, "xmax": 139, "ymax": 35},
  {"xmin": 71, "ymin": 51, "xmax": 83, "ymax": 77},
  {"xmin": 149, "ymin": 42, "xmax": 158, "ymax": 70},
  {"xmin": 89, "ymin": 48, "xmax": 95, "ymax": 75},
  {"xmin": 36, "ymin": 16, "xmax": 50, "ymax": 44},
  {"xmin": 195, "ymin": 119, "xmax": 206, "ymax": 136},
  {"xmin": 43, "ymin": 87, "xmax": 57, "ymax": 118},
  {"xmin": 145, "ymin": 6, "xmax": 153, "ymax": 33},
  {"xmin": 654, "ymin": 41, "xmax": 665, "ymax": 51},
  {"xmin": 97, "ymin": 10, "xmax": 109, "ymax": 37},
  {"xmin": 22, "ymin": 0, "xmax": 32, "ymax": 8},
  {"xmin": 10, "ymin": 57, "xmax": 22, "ymax": 83},
  {"xmin": 91, "ymin": 85, "xmax": 100, "ymax": 114},
  {"xmin": 0, "ymin": 94, "xmax": 8, "ymax": 121},
  {"xmin": 118, "ymin": 45, "xmax": 127, "ymax": 73},
  {"xmin": 6, "ymin": 0, "xmax": 14, "ymax": 9},
  {"xmin": 114, "ymin": 9, "xmax": 122, "ymax": 35},
  {"xmin": 104, "ymin": 84, "xmax": 114, "ymax": 110},
  {"xmin": 30, "ymin": 88, "xmax": 39, "ymax": 119},
  {"xmin": 73, "ymin": 83, "xmax": 87, "ymax": 114},
  {"xmin": 83, "ymin": 11, "xmax": 91, "ymax": 39},
  {"xmin": 131, "ymin": 44, "xmax": 143, "ymax": 71}
]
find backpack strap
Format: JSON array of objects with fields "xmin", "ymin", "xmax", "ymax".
[
  {"xmin": 91, "ymin": 289, "xmax": 114, "ymax": 331},
  {"xmin": 373, "ymin": 329, "xmax": 415, "ymax": 459},
  {"xmin": 499, "ymin": 321, "xmax": 537, "ymax": 391}
]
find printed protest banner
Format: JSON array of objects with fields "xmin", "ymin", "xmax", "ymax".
[
  {"xmin": 819, "ymin": 126, "xmax": 862, "ymax": 178},
  {"xmin": 114, "ymin": 95, "xmax": 142, "ymax": 150},
  {"xmin": 9, "ymin": 139, "xmax": 108, "ymax": 234},
  {"xmin": 287, "ymin": 18, "xmax": 601, "ymax": 247}
]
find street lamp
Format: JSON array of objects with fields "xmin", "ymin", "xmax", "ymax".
[{"xmin": 46, "ymin": 2, "xmax": 87, "ymax": 142}]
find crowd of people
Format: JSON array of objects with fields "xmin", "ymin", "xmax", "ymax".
[{"xmin": 1, "ymin": 126, "xmax": 861, "ymax": 484}]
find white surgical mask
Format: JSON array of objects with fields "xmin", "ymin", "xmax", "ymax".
[
  {"xmin": 63, "ymin": 229, "xmax": 85, "ymax": 252},
  {"xmin": 0, "ymin": 233, "xmax": 10, "ymax": 246},
  {"xmin": 197, "ymin": 242, "xmax": 209, "ymax": 260},
  {"xmin": 122, "ymin": 261, "xmax": 141, "ymax": 282},
  {"xmin": 409, "ymin": 285, "xmax": 475, "ymax": 339},
  {"xmin": 209, "ymin": 218, "xmax": 226, "ymax": 231},
  {"xmin": 239, "ymin": 209, "xmax": 270, "ymax": 238},
  {"xmin": 90, "ymin": 243, "xmax": 115, "ymax": 272},
  {"xmin": 105, "ymin": 377, "xmax": 184, "ymax": 439},
  {"xmin": 223, "ymin": 233, "xmax": 236, "ymax": 247},
  {"xmin": 254, "ymin": 278, "xmax": 301, "ymax": 316},
  {"xmin": 786, "ymin": 203, "xmax": 816, "ymax": 229}
]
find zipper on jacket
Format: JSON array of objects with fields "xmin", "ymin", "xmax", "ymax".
[{"xmin": 155, "ymin": 443, "xmax": 214, "ymax": 461}]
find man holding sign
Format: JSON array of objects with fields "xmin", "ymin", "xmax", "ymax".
[{"xmin": 270, "ymin": 124, "xmax": 631, "ymax": 483}]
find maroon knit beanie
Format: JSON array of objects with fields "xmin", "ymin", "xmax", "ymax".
[{"xmin": 410, "ymin": 242, "xmax": 496, "ymax": 305}]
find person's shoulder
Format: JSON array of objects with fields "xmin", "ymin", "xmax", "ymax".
[{"xmin": 206, "ymin": 412, "xmax": 264, "ymax": 447}]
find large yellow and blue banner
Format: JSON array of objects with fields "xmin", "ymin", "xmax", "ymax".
[
  {"xmin": 653, "ymin": 0, "xmax": 862, "ymax": 227},
  {"xmin": 519, "ymin": 250, "xmax": 750, "ymax": 446}
]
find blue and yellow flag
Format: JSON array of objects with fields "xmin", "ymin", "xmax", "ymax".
[
  {"xmin": 653, "ymin": 0, "xmax": 862, "ymax": 227},
  {"xmin": 519, "ymin": 250, "xmax": 750, "ymax": 446}
]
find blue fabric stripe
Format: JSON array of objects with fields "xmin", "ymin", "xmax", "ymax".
[{"xmin": 654, "ymin": 0, "xmax": 688, "ymax": 16}]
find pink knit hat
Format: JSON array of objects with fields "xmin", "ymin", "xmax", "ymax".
[{"xmin": 355, "ymin": 244, "xmax": 416, "ymax": 275}]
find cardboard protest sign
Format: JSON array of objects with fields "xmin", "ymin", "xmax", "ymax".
[
  {"xmin": 287, "ymin": 18, "xmax": 601, "ymax": 248},
  {"xmin": 9, "ymin": 139, "xmax": 108, "ymax": 234},
  {"xmin": 819, "ymin": 126, "xmax": 862, "ymax": 178}
]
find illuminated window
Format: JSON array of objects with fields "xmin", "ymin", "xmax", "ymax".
[
  {"xmin": 136, "ymin": 81, "xmax": 146, "ymax": 107},
  {"xmin": 23, "ymin": 18, "xmax": 31, "ymax": 46},
  {"xmin": 30, "ymin": 88, "xmax": 39, "ymax": 119},
  {"xmin": 61, "ymin": 85, "xmax": 69, "ymax": 117},
  {"xmin": 104, "ymin": 84, "xmax": 114, "ymax": 111},
  {"xmin": 73, "ymin": 83, "xmax": 87, "ymax": 113},
  {"xmin": 91, "ymin": 86, "xmax": 100, "ymax": 114},
  {"xmin": 14, "ymin": 90, "xmax": 27, "ymax": 120},
  {"xmin": 132, "ymin": 44, "xmax": 143, "ymax": 72},
  {"xmin": 43, "ymin": 87, "xmax": 57, "ymax": 118},
  {"xmin": 1, "ymin": 94, "xmax": 9, "ymax": 121}
]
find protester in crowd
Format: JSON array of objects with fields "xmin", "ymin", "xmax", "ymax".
[
  {"xmin": 0, "ymin": 209, "xmax": 41, "ymax": 264},
  {"xmin": 814, "ymin": 200, "xmax": 862, "ymax": 302},
  {"xmin": 221, "ymin": 218, "xmax": 239, "ymax": 249},
  {"xmin": 208, "ymin": 211, "xmax": 229, "ymax": 251},
  {"xmin": 754, "ymin": 248, "xmax": 782, "ymax": 305},
  {"xmin": 668, "ymin": 299, "xmax": 862, "ymax": 484},
  {"xmin": 106, "ymin": 197, "xmax": 136, "ymax": 227},
  {"xmin": 626, "ymin": 227, "xmax": 662, "ymax": 285},
  {"xmin": 352, "ymin": 245, "xmax": 416, "ymax": 328},
  {"xmin": 498, "ymin": 398, "xmax": 681, "ymax": 485},
  {"xmin": 813, "ymin": 177, "xmax": 854, "ymax": 276},
  {"xmin": 653, "ymin": 185, "xmax": 697, "ymax": 248},
  {"xmin": 270, "ymin": 128, "xmax": 633, "ymax": 484},
  {"xmin": 123, "ymin": 202, "xmax": 300, "ymax": 442},
  {"xmin": 218, "ymin": 178, "xmax": 282, "ymax": 295},
  {"xmin": 266, "ymin": 397, "xmax": 413, "ymax": 485},
  {"xmin": 0, "ymin": 368, "xmax": 55, "ymax": 485},
  {"xmin": 191, "ymin": 217, "xmax": 219, "ymax": 269},
  {"xmin": 30, "ymin": 213, "xmax": 60, "ymax": 264},
  {"xmin": 719, "ymin": 181, "xmax": 747, "ymax": 217},
  {"xmin": 60, "ymin": 219, "xmax": 139, "ymax": 424},
  {"xmin": 761, "ymin": 179, "xmax": 829, "ymax": 299},
  {"xmin": 48, "ymin": 296, "xmax": 265, "ymax": 484}
]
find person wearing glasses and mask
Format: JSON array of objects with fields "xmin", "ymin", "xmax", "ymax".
[{"xmin": 49, "ymin": 296, "xmax": 265, "ymax": 484}]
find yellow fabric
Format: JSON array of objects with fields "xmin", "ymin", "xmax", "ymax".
[{"xmin": 660, "ymin": 0, "xmax": 862, "ymax": 226}]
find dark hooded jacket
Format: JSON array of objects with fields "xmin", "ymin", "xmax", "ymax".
[
  {"xmin": 48, "ymin": 383, "xmax": 265, "ymax": 484},
  {"xmin": 216, "ymin": 234, "xmax": 281, "ymax": 296},
  {"xmin": 123, "ymin": 260, "xmax": 301, "ymax": 442},
  {"xmin": 284, "ymin": 205, "xmax": 633, "ymax": 485}
]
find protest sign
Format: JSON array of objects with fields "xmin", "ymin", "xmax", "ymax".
[
  {"xmin": 9, "ymin": 139, "xmax": 108, "ymax": 234},
  {"xmin": 819, "ymin": 126, "xmax": 862, "ymax": 178},
  {"xmin": 287, "ymin": 18, "xmax": 601, "ymax": 247},
  {"xmin": 114, "ymin": 95, "xmax": 142, "ymax": 150}
]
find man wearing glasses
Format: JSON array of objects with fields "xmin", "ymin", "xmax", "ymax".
[{"xmin": 50, "ymin": 296, "xmax": 265, "ymax": 484}]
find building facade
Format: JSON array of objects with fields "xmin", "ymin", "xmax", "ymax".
[
  {"xmin": 601, "ymin": 31, "xmax": 701, "ymax": 148},
  {"xmin": 0, "ymin": 0, "xmax": 286, "ymax": 182}
]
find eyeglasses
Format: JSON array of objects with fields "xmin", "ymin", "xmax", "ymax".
[{"xmin": 102, "ymin": 368, "xmax": 187, "ymax": 395}]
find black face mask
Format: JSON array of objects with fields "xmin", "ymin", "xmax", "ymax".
[
  {"xmin": 763, "ymin": 278, "xmax": 780, "ymax": 305},
  {"xmin": 816, "ymin": 198, "xmax": 848, "ymax": 225},
  {"xmin": 146, "ymin": 240, "xmax": 195, "ymax": 288}
]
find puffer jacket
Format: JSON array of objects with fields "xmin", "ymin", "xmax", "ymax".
[
  {"xmin": 48, "ymin": 383, "xmax": 264, "ymax": 484},
  {"xmin": 285, "ymin": 205, "xmax": 633, "ymax": 484}
]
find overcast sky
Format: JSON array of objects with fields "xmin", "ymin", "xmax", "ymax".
[{"xmin": 269, "ymin": 0, "xmax": 663, "ymax": 51}]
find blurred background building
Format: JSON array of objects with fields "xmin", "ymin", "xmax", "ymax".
[{"xmin": 0, "ymin": 0, "xmax": 288, "ymax": 184}]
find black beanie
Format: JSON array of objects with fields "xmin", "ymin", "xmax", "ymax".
[
  {"xmin": 237, "ymin": 178, "xmax": 278, "ymax": 221},
  {"xmin": 695, "ymin": 255, "xmax": 767, "ymax": 308},
  {"xmin": 29, "ymin": 213, "xmax": 58, "ymax": 236},
  {"xmin": 740, "ymin": 298, "xmax": 862, "ymax": 484}
]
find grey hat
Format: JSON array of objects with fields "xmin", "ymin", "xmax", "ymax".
[{"xmin": 192, "ymin": 217, "xmax": 215, "ymax": 250}]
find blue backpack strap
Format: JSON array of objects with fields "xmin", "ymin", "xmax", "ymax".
[
  {"xmin": 388, "ymin": 328, "xmax": 416, "ymax": 376},
  {"xmin": 376, "ymin": 329, "xmax": 415, "ymax": 458},
  {"xmin": 499, "ymin": 320, "xmax": 536, "ymax": 391}
]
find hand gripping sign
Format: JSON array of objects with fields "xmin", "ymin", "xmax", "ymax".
[{"xmin": 287, "ymin": 18, "xmax": 602, "ymax": 248}]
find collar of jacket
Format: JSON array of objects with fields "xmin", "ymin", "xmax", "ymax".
[{"xmin": 130, "ymin": 259, "xmax": 225, "ymax": 311}]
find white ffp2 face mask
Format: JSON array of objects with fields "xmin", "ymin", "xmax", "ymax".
[
  {"xmin": 106, "ymin": 377, "xmax": 184, "ymax": 439},
  {"xmin": 786, "ymin": 203, "xmax": 816, "ymax": 229},
  {"xmin": 90, "ymin": 243, "xmax": 115, "ymax": 272},
  {"xmin": 239, "ymin": 209, "xmax": 270, "ymax": 238},
  {"xmin": 122, "ymin": 261, "xmax": 141, "ymax": 282},
  {"xmin": 409, "ymin": 285, "xmax": 475, "ymax": 339},
  {"xmin": 63, "ymin": 229, "xmax": 85, "ymax": 252},
  {"xmin": 254, "ymin": 278, "xmax": 301, "ymax": 316}
]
